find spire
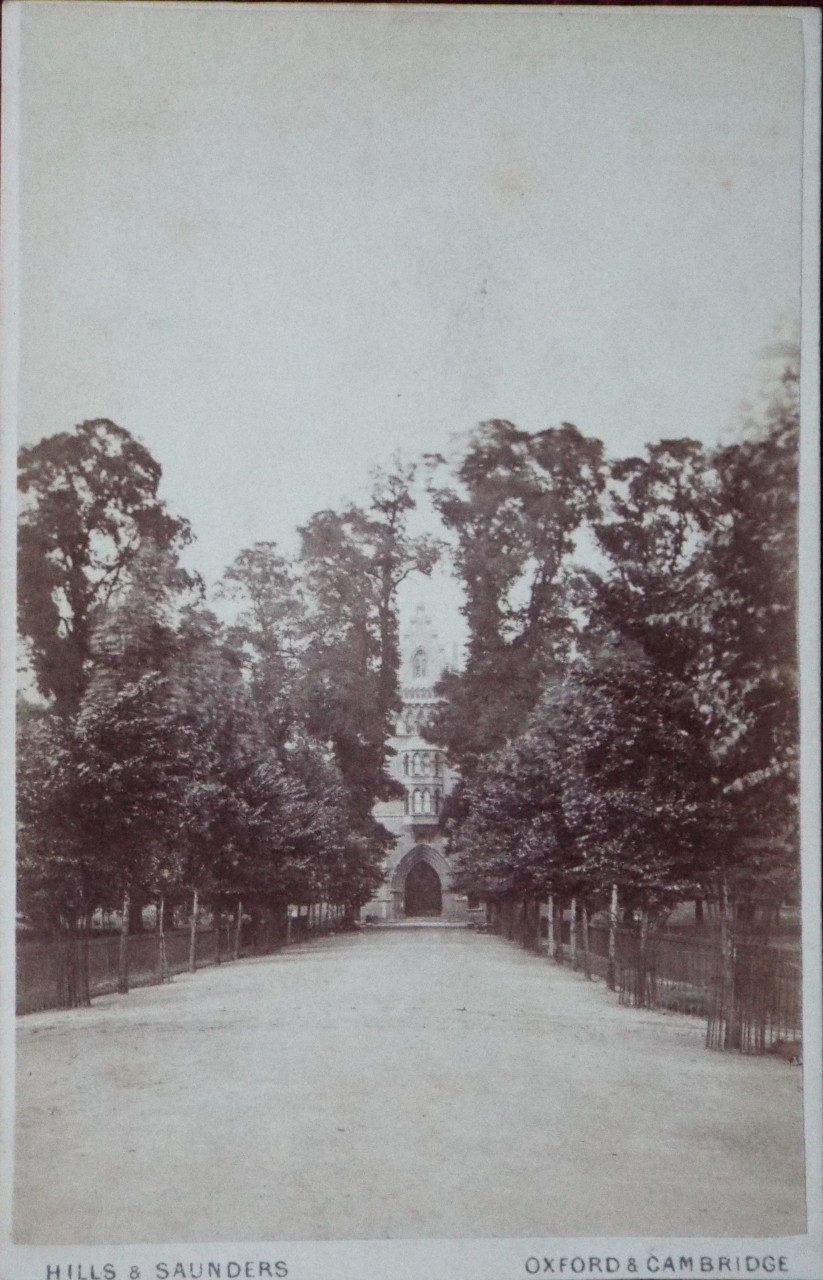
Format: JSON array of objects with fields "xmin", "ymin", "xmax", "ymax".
[{"xmin": 402, "ymin": 605, "xmax": 446, "ymax": 687}]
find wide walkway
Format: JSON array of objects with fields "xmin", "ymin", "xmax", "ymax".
[{"xmin": 14, "ymin": 926, "xmax": 805, "ymax": 1243}]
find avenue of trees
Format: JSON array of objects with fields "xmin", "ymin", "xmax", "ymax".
[
  {"xmin": 17, "ymin": 348, "xmax": 800, "ymax": 1004},
  {"xmin": 427, "ymin": 352, "xmax": 800, "ymax": 952},
  {"xmin": 17, "ymin": 423, "xmax": 437, "ymax": 1000}
]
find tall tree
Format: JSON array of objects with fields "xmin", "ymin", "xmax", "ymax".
[
  {"xmin": 298, "ymin": 462, "xmax": 440, "ymax": 825},
  {"xmin": 428, "ymin": 419, "xmax": 605, "ymax": 769},
  {"xmin": 590, "ymin": 436, "xmax": 717, "ymax": 677},
  {"xmin": 699, "ymin": 356, "xmax": 800, "ymax": 911},
  {"xmin": 18, "ymin": 419, "xmax": 192, "ymax": 717},
  {"xmin": 71, "ymin": 543, "xmax": 200, "ymax": 977},
  {"xmin": 219, "ymin": 542, "xmax": 304, "ymax": 752}
]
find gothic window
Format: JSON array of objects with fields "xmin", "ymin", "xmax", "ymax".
[
  {"xmin": 403, "ymin": 754, "xmax": 409, "ymax": 776},
  {"xmin": 412, "ymin": 648, "xmax": 427, "ymax": 679}
]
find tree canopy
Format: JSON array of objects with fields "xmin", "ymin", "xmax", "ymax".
[{"xmin": 17, "ymin": 352, "xmax": 801, "ymax": 960}]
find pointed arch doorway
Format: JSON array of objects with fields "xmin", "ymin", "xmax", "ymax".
[
  {"xmin": 404, "ymin": 859, "xmax": 442, "ymax": 917},
  {"xmin": 390, "ymin": 843, "xmax": 451, "ymax": 920}
]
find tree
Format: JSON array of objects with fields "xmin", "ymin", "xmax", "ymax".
[
  {"xmin": 219, "ymin": 539, "xmax": 387, "ymax": 920},
  {"xmin": 698, "ymin": 356, "xmax": 800, "ymax": 915},
  {"xmin": 548, "ymin": 645, "xmax": 722, "ymax": 914},
  {"xmin": 219, "ymin": 542, "xmax": 304, "ymax": 752},
  {"xmin": 590, "ymin": 437, "xmax": 718, "ymax": 680},
  {"xmin": 72, "ymin": 543, "xmax": 200, "ymax": 986},
  {"xmin": 16, "ymin": 699, "xmax": 99, "ymax": 1005},
  {"xmin": 18, "ymin": 419, "xmax": 192, "ymax": 717},
  {"xmin": 299, "ymin": 463, "xmax": 441, "ymax": 826},
  {"xmin": 428, "ymin": 420, "xmax": 605, "ymax": 768}
]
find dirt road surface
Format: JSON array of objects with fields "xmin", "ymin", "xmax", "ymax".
[{"xmin": 14, "ymin": 926, "xmax": 805, "ymax": 1243}]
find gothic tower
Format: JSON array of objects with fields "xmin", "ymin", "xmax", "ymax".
[{"xmin": 361, "ymin": 605, "xmax": 467, "ymax": 922}]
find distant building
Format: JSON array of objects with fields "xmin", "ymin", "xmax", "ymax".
[{"xmin": 361, "ymin": 605, "xmax": 469, "ymax": 921}]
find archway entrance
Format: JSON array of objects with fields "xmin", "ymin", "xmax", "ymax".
[{"xmin": 404, "ymin": 860, "xmax": 442, "ymax": 917}]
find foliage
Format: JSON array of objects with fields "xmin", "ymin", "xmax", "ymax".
[
  {"xmin": 698, "ymin": 360, "xmax": 800, "ymax": 902},
  {"xmin": 428, "ymin": 420, "xmax": 605, "ymax": 767},
  {"xmin": 18, "ymin": 419, "xmax": 193, "ymax": 717},
  {"xmin": 443, "ymin": 359, "xmax": 799, "ymax": 920},
  {"xmin": 17, "ymin": 357, "xmax": 800, "ymax": 947},
  {"xmin": 16, "ymin": 700, "xmax": 91, "ymax": 930},
  {"xmin": 16, "ymin": 424, "xmax": 412, "ymax": 937},
  {"xmin": 299, "ymin": 462, "xmax": 440, "ymax": 828}
]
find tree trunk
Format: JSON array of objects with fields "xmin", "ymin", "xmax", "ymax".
[
  {"xmin": 188, "ymin": 887, "xmax": 199, "ymax": 973},
  {"xmin": 233, "ymin": 899, "xmax": 243, "ymax": 961},
  {"xmin": 78, "ymin": 914, "xmax": 91, "ymax": 1006},
  {"xmin": 719, "ymin": 873, "xmax": 738, "ymax": 1049},
  {"xmin": 128, "ymin": 886, "xmax": 146, "ymax": 933},
  {"xmin": 117, "ymin": 891, "xmax": 131, "ymax": 994},
  {"xmin": 695, "ymin": 895, "xmax": 704, "ymax": 926},
  {"xmin": 66, "ymin": 926, "xmax": 79, "ymax": 1007},
  {"xmin": 547, "ymin": 894, "xmax": 554, "ymax": 959},
  {"xmin": 53, "ymin": 926, "xmax": 66, "ymax": 1009},
  {"xmin": 581, "ymin": 903, "xmax": 591, "ymax": 979},
  {"xmin": 637, "ymin": 908, "xmax": 648, "ymax": 1007},
  {"xmin": 214, "ymin": 904, "xmax": 222, "ymax": 965},
  {"xmin": 553, "ymin": 898, "xmax": 563, "ymax": 962},
  {"xmin": 607, "ymin": 883, "xmax": 619, "ymax": 991},
  {"xmin": 569, "ymin": 897, "xmax": 578, "ymax": 969},
  {"xmin": 158, "ymin": 895, "xmax": 170, "ymax": 983}
]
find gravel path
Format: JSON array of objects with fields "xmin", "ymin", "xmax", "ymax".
[{"xmin": 14, "ymin": 926, "xmax": 805, "ymax": 1243}]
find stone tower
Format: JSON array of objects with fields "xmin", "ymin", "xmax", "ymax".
[{"xmin": 361, "ymin": 605, "xmax": 467, "ymax": 921}]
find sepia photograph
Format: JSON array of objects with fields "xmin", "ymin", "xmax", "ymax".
[{"xmin": 1, "ymin": 4, "xmax": 820, "ymax": 1279}]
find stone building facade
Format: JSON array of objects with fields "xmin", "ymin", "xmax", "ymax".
[{"xmin": 361, "ymin": 605, "xmax": 469, "ymax": 922}]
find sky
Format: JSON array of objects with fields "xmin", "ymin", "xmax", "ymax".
[{"xmin": 13, "ymin": 3, "xmax": 806, "ymax": 648}]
